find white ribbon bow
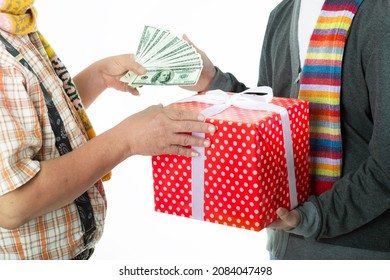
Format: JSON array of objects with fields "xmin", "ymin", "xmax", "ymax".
[
  {"xmin": 181, "ymin": 86, "xmax": 275, "ymax": 117},
  {"xmin": 178, "ymin": 87, "xmax": 298, "ymax": 220}
]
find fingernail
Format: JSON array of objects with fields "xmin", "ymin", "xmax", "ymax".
[
  {"xmin": 208, "ymin": 125, "xmax": 216, "ymax": 133},
  {"xmin": 138, "ymin": 66, "xmax": 147, "ymax": 74},
  {"xmin": 276, "ymin": 208, "xmax": 287, "ymax": 217},
  {"xmin": 191, "ymin": 151, "xmax": 200, "ymax": 157},
  {"xmin": 204, "ymin": 139, "xmax": 211, "ymax": 147},
  {"xmin": 198, "ymin": 114, "xmax": 205, "ymax": 121}
]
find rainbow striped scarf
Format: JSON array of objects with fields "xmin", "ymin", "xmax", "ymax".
[{"xmin": 298, "ymin": 0, "xmax": 364, "ymax": 195}]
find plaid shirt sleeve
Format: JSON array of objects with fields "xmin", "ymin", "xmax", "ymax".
[{"xmin": 0, "ymin": 57, "xmax": 42, "ymax": 195}]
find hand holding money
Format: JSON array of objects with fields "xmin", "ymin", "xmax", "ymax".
[
  {"xmin": 120, "ymin": 26, "xmax": 203, "ymax": 87},
  {"xmin": 180, "ymin": 34, "xmax": 217, "ymax": 92}
]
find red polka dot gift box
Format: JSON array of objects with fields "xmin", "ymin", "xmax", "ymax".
[{"xmin": 152, "ymin": 87, "xmax": 310, "ymax": 231}]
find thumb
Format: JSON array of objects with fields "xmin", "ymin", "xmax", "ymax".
[
  {"xmin": 182, "ymin": 34, "xmax": 192, "ymax": 44},
  {"xmin": 276, "ymin": 207, "xmax": 290, "ymax": 219},
  {"xmin": 182, "ymin": 34, "xmax": 201, "ymax": 53},
  {"xmin": 276, "ymin": 207, "xmax": 300, "ymax": 228}
]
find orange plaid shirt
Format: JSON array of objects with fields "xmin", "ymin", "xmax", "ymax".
[{"xmin": 0, "ymin": 30, "xmax": 106, "ymax": 259}]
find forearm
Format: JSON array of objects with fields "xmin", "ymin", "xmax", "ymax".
[
  {"xmin": 73, "ymin": 59, "xmax": 108, "ymax": 108},
  {"xmin": 0, "ymin": 123, "xmax": 129, "ymax": 229},
  {"xmin": 0, "ymin": 104, "xmax": 216, "ymax": 229}
]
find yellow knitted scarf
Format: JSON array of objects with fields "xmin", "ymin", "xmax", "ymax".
[
  {"xmin": 0, "ymin": 0, "xmax": 111, "ymax": 180},
  {"xmin": 0, "ymin": 0, "xmax": 37, "ymax": 34}
]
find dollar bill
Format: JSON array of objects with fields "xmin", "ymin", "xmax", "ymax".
[
  {"xmin": 120, "ymin": 25, "xmax": 203, "ymax": 86},
  {"xmin": 123, "ymin": 68, "xmax": 202, "ymax": 86}
]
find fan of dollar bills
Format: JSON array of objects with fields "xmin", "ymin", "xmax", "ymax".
[{"xmin": 120, "ymin": 25, "xmax": 203, "ymax": 87}]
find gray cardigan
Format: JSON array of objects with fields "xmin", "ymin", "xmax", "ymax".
[{"xmin": 210, "ymin": 0, "xmax": 390, "ymax": 259}]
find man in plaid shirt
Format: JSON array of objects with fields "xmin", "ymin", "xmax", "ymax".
[{"xmin": 0, "ymin": 1, "xmax": 215, "ymax": 259}]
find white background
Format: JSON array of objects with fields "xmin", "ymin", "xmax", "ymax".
[
  {"xmin": 4, "ymin": 2, "xmax": 382, "ymax": 279},
  {"xmin": 35, "ymin": 0, "xmax": 282, "ymax": 261}
]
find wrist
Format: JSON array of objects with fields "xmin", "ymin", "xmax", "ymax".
[{"xmin": 114, "ymin": 116, "xmax": 140, "ymax": 159}]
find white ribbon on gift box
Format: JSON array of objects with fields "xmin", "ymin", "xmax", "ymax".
[{"xmin": 177, "ymin": 87, "xmax": 298, "ymax": 221}]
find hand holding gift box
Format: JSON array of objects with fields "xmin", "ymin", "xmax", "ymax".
[{"xmin": 152, "ymin": 87, "xmax": 310, "ymax": 231}]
